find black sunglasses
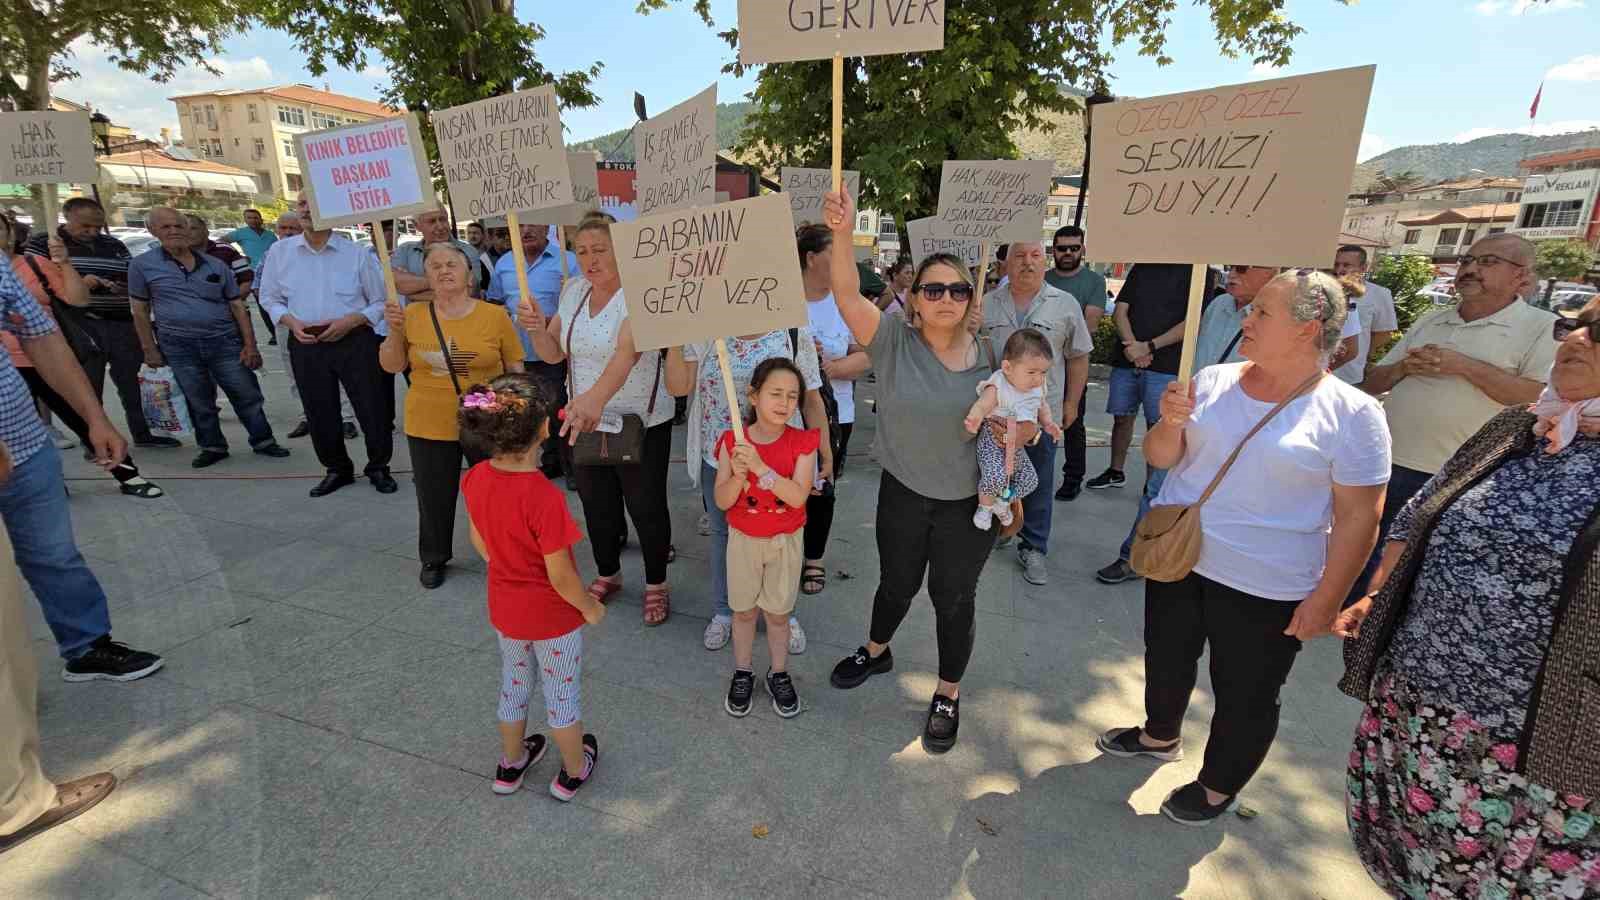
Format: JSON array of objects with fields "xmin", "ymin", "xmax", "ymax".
[
  {"xmin": 916, "ymin": 281, "xmax": 974, "ymax": 303},
  {"xmin": 1053, "ymin": 244, "xmax": 1082, "ymax": 252},
  {"xmin": 1554, "ymin": 316, "xmax": 1600, "ymax": 341}
]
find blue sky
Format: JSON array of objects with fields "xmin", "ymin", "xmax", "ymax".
[{"xmin": 59, "ymin": 0, "xmax": 1600, "ymax": 163}]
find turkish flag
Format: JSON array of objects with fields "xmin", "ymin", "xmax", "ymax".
[{"xmin": 1530, "ymin": 81, "xmax": 1543, "ymax": 121}]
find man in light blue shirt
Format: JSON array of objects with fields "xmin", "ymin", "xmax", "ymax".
[
  {"xmin": 224, "ymin": 209, "xmax": 277, "ymax": 269},
  {"xmin": 487, "ymin": 220, "xmax": 575, "ymax": 477},
  {"xmin": 1193, "ymin": 265, "xmax": 1280, "ymax": 370}
]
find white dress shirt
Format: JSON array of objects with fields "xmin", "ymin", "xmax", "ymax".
[{"xmin": 258, "ymin": 234, "xmax": 389, "ymax": 336}]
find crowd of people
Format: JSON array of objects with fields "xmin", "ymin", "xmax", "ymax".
[{"xmin": 0, "ymin": 187, "xmax": 1596, "ymax": 897}]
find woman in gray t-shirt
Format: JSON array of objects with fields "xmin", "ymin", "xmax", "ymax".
[{"xmin": 820, "ymin": 190, "xmax": 1037, "ymax": 755}]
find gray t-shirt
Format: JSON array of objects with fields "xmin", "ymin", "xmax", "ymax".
[{"xmin": 868, "ymin": 317, "xmax": 997, "ymax": 501}]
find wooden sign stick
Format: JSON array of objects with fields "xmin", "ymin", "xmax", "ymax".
[
  {"xmin": 714, "ymin": 337, "xmax": 747, "ymax": 445},
  {"xmin": 972, "ymin": 241, "xmax": 992, "ymax": 301},
  {"xmin": 506, "ymin": 211, "xmax": 536, "ymax": 337},
  {"xmin": 831, "ymin": 54, "xmax": 844, "ymax": 193},
  {"xmin": 40, "ymin": 184, "xmax": 59, "ymax": 239},
  {"xmin": 370, "ymin": 220, "xmax": 400, "ymax": 307},
  {"xmin": 1174, "ymin": 262, "xmax": 1207, "ymax": 384},
  {"xmin": 557, "ymin": 225, "xmax": 569, "ymax": 289}
]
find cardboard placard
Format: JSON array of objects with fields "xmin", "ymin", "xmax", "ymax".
[
  {"xmin": 782, "ymin": 167, "xmax": 860, "ymax": 226},
  {"xmin": 546, "ymin": 152, "xmax": 603, "ymax": 226},
  {"xmin": 614, "ymin": 192, "xmax": 807, "ymax": 350},
  {"xmin": 2, "ymin": 111, "xmax": 97, "ymax": 184},
  {"xmin": 906, "ymin": 215, "xmax": 982, "ymax": 269},
  {"xmin": 1086, "ymin": 65, "xmax": 1375, "ymax": 267},
  {"xmin": 737, "ymin": 0, "xmax": 946, "ymax": 64},
  {"xmin": 294, "ymin": 115, "xmax": 434, "ymax": 229},
  {"xmin": 634, "ymin": 85, "xmax": 718, "ymax": 217},
  {"xmin": 929, "ymin": 159, "xmax": 1053, "ymax": 245},
  {"xmin": 432, "ymin": 86, "xmax": 574, "ymax": 221}
]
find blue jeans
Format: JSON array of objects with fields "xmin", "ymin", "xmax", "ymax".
[
  {"xmin": 161, "ymin": 330, "xmax": 276, "ymax": 452},
  {"xmin": 1018, "ymin": 434, "xmax": 1057, "ymax": 555},
  {"xmin": 702, "ymin": 462, "xmax": 732, "ymax": 619},
  {"xmin": 1109, "ymin": 367, "xmax": 1178, "ymax": 561},
  {"xmin": 0, "ymin": 442, "xmax": 112, "ymax": 659}
]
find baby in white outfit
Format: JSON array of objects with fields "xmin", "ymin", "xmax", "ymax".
[{"xmin": 963, "ymin": 329, "xmax": 1063, "ymax": 530}]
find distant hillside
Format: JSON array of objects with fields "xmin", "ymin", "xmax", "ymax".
[
  {"xmin": 1353, "ymin": 129, "xmax": 1600, "ymax": 191},
  {"xmin": 570, "ymin": 102, "xmax": 753, "ymax": 163}
]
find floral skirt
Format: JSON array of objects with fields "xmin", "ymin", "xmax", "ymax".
[{"xmin": 1347, "ymin": 665, "xmax": 1600, "ymax": 899}]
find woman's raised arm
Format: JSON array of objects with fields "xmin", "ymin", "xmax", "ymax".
[{"xmin": 821, "ymin": 190, "xmax": 881, "ymax": 348}]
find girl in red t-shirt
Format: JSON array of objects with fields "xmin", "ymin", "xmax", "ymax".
[
  {"xmin": 714, "ymin": 358, "xmax": 819, "ymax": 718},
  {"xmin": 459, "ymin": 373, "xmax": 606, "ymax": 802}
]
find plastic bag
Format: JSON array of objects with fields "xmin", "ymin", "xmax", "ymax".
[{"xmin": 138, "ymin": 366, "xmax": 193, "ymax": 437}]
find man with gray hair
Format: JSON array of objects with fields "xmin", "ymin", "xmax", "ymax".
[
  {"xmin": 980, "ymin": 240, "xmax": 1093, "ymax": 586},
  {"xmin": 262, "ymin": 211, "xmax": 357, "ymax": 441}
]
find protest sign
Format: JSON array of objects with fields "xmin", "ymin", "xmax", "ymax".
[
  {"xmin": 634, "ymin": 85, "xmax": 718, "ymax": 217},
  {"xmin": 2, "ymin": 111, "xmax": 96, "ymax": 184},
  {"xmin": 614, "ymin": 192, "xmax": 807, "ymax": 352},
  {"xmin": 906, "ymin": 216, "xmax": 982, "ymax": 269},
  {"xmin": 737, "ymin": 0, "xmax": 946, "ymax": 64},
  {"xmin": 295, "ymin": 115, "xmax": 433, "ymax": 229},
  {"xmin": 929, "ymin": 159, "xmax": 1053, "ymax": 245},
  {"xmin": 545, "ymin": 152, "xmax": 602, "ymax": 226},
  {"xmin": 432, "ymin": 86, "xmax": 574, "ymax": 222},
  {"xmin": 1085, "ymin": 65, "xmax": 1374, "ymax": 268},
  {"xmin": 783, "ymin": 167, "xmax": 860, "ymax": 226}
]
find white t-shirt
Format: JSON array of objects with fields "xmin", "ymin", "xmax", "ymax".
[
  {"xmin": 977, "ymin": 370, "xmax": 1043, "ymax": 423},
  {"xmin": 806, "ymin": 293, "xmax": 856, "ymax": 423},
  {"xmin": 1334, "ymin": 281, "xmax": 1398, "ymax": 384},
  {"xmin": 1153, "ymin": 363, "xmax": 1392, "ymax": 602},
  {"xmin": 554, "ymin": 277, "xmax": 673, "ymax": 428}
]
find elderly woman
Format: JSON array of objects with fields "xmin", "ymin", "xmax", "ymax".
[
  {"xmin": 519, "ymin": 214, "xmax": 675, "ymax": 625},
  {"xmin": 1337, "ymin": 299, "xmax": 1599, "ymax": 898},
  {"xmin": 1094, "ymin": 270, "xmax": 1391, "ymax": 826},
  {"xmin": 380, "ymin": 242, "xmax": 522, "ymax": 589},
  {"xmin": 819, "ymin": 190, "xmax": 1029, "ymax": 754}
]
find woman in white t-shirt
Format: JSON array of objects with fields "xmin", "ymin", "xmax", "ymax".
[
  {"xmin": 520, "ymin": 214, "xmax": 676, "ymax": 626},
  {"xmin": 1095, "ymin": 269, "xmax": 1392, "ymax": 827}
]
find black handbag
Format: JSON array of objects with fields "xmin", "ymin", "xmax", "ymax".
[
  {"xmin": 565, "ymin": 288, "xmax": 661, "ymax": 466},
  {"xmin": 22, "ymin": 254, "xmax": 99, "ymax": 359}
]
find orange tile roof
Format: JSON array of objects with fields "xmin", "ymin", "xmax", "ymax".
[
  {"xmin": 1521, "ymin": 148, "xmax": 1600, "ymax": 171},
  {"xmin": 1403, "ymin": 176, "xmax": 1523, "ymax": 194},
  {"xmin": 98, "ymin": 148, "xmax": 254, "ymax": 176},
  {"xmin": 168, "ymin": 84, "xmax": 395, "ymax": 119},
  {"xmin": 1398, "ymin": 204, "xmax": 1518, "ymax": 226}
]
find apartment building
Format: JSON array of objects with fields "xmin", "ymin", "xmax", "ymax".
[{"xmin": 168, "ymin": 85, "xmax": 395, "ymax": 199}]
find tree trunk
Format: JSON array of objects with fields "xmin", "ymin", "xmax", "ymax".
[{"xmin": 24, "ymin": 51, "xmax": 52, "ymax": 228}]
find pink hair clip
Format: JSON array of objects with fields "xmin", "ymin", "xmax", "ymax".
[{"xmin": 462, "ymin": 391, "xmax": 500, "ymax": 411}]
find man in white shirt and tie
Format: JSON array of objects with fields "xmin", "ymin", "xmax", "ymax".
[{"xmin": 258, "ymin": 195, "xmax": 396, "ymax": 498}]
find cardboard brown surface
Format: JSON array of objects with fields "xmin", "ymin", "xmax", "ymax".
[
  {"xmin": 294, "ymin": 115, "xmax": 434, "ymax": 229},
  {"xmin": 2, "ymin": 111, "xmax": 97, "ymax": 185},
  {"xmin": 737, "ymin": 0, "xmax": 946, "ymax": 64},
  {"xmin": 1085, "ymin": 65, "xmax": 1375, "ymax": 267},
  {"xmin": 929, "ymin": 159, "xmax": 1053, "ymax": 245},
  {"xmin": 546, "ymin": 152, "xmax": 603, "ymax": 226},
  {"xmin": 432, "ymin": 86, "xmax": 573, "ymax": 221},
  {"xmin": 906, "ymin": 215, "xmax": 983, "ymax": 269},
  {"xmin": 782, "ymin": 167, "xmax": 860, "ymax": 227},
  {"xmin": 634, "ymin": 85, "xmax": 718, "ymax": 217},
  {"xmin": 614, "ymin": 192, "xmax": 808, "ymax": 350}
]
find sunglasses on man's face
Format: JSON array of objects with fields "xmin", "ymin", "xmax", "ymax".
[
  {"xmin": 1553, "ymin": 316, "xmax": 1600, "ymax": 342},
  {"xmin": 1053, "ymin": 244, "xmax": 1082, "ymax": 253},
  {"xmin": 916, "ymin": 282, "xmax": 974, "ymax": 303}
]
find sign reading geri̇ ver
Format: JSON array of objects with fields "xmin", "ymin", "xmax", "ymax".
[
  {"xmin": 2, "ymin": 111, "xmax": 97, "ymax": 184},
  {"xmin": 295, "ymin": 115, "xmax": 434, "ymax": 229},
  {"xmin": 433, "ymin": 86, "xmax": 574, "ymax": 221},
  {"xmin": 737, "ymin": 0, "xmax": 945, "ymax": 64},
  {"xmin": 1087, "ymin": 65, "xmax": 1375, "ymax": 267},
  {"xmin": 614, "ymin": 192, "xmax": 807, "ymax": 351}
]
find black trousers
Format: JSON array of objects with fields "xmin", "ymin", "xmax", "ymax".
[
  {"xmin": 803, "ymin": 421, "xmax": 854, "ymax": 558},
  {"xmin": 833, "ymin": 420, "xmax": 854, "ymax": 474},
  {"xmin": 19, "ymin": 367, "xmax": 142, "ymax": 484},
  {"xmin": 409, "ymin": 435, "xmax": 486, "ymax": 566},
  {"xmin": 1143, "ymin": 572, "xmax": 1304, "ymax": 796},
  {"xmin": 867, "ymin": 471, "xmax": 996, "ymax": 683},
  {"xmin": 526, "ymin": 360, "xmax": 570, "ymax": 475},
  {"xmin": 1061, "ymin": 388, "xmax": 1089, "ymax": 487},
  {"xmin": 287, "ymin": 329, "xmax": 394, "ymax": 476},
  {"xmin": 573, "ymin": 420, "xmax": 673, "ymax": 584},
  {"xmin": 75, "ymin": 316, "xmax": 153, "ymax": 442}
]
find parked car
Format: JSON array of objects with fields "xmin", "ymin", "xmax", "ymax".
[
  {"xmin": 1419, "ymin": 288, "xmax": 1457, "ymax": 306},
  {"xmin": 119, "ymin": 234, "xmax": 160, "ymax": 256},
  {"xmin": 1552, "ymin": 290, "xmax": 1598, "ymax": 313}
]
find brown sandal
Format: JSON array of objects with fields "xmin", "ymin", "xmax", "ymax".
[
  {"xmin": 642, "ymin": 585, "xmax": 670, "ymax": 626},
  {"xmin": 587, "ymin": 578, "xmax": 622, "ymax": 606}
]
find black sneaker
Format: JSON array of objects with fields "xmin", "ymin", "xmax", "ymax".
[
  {"xmin": 1095, "ymin": 726, "xmax": 1184, "ymax": 762},
  {"xmin": 62, "ymin": 637, "xmax": 164, "ymax": 683},
  {"xmin": 830, "ymin": 645, "xmax": 893, "ymax": 689},
  {"xmin": 342, "ymin": 422, "xmax": 358, "ymax": 440},
  {"xmin": 549, "ymin": 734, "xmax": 597, "ymax": 802},
  {"xmin": 1095, "ymin": 559, "xmax": 1142, "ymax": 585},
  {"xmin": 1085, "ymin": 468, "xmax": 1126, "ymax": 489},
  {"xmin": 922, "ymin": 694, "xmax": 960, "ymax": 754},
  {"xmin": 1054, "ymin": 481, "xmax": 1082, "ymax": 501},
  {"xmin": 725, "ymin": 669, "xmax": 755, "ymax": 717},
  {"xmin": 766, "ymin": 670, "xmax": 800, "ymax": 718},
  {"xmin": 492, "ymin": 734, "xmax": 548, "ymax": 795},
  {"xmin": 287, "ymin": 420, "xmax": 310, "ymax": 439},
  {"xmin": 1161, "ymin": 781, "xmax": 1239, "ymax": 827}
]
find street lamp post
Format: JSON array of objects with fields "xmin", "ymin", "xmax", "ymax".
[{"xmin": 1072, "ymin": 89, "xmax": 1115, "ymax": 229}]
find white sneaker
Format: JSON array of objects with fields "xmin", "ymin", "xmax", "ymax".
[
  {"xmin": 994, "ymin": 502, "xmax": 1014, "ymax": 527},
  {"xmin": 46, "ymin": 423, "xmax": 76, "ymax": 450},
  {"xmin": 973, "ymin": 506, "xmax": 994, "ymax": 530},
  {"xmin": 787, "ymin": 616, "xmax": 807, "ymax": 655},
  {"xmin": 703, "ymin": 616, "xmax": 731, "ymax": 650}
]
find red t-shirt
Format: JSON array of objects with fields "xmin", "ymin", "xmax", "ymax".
[
  {"xmin": 716, "ymin": 426, "xmax": 820, "ymax": 538},
  {"xmin": 461, "ymin": 462, "xmax": 586, "ymax": 640}
]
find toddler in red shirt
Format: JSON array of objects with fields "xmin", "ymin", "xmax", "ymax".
[
  {"xmin": 714, "ymin": 358, "xmax": 819, "ymax": 719},
  {"xmin": 459, "ymin": 373, "xmax": 605, "ymax": 802}
]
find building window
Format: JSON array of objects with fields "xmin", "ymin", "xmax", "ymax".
[
  {"xmin": 1462, "ymin": 228, "xmax": 1478, "ymax": 246},
  {"xmin": 286, "ymin": 173, "xmax": 303, "ymax": 192},
  {"xmin": 281, "ymin": 139, "xmax": 295, "ymax": 158},
  {"xmin": 879, "ymin": 220, "xmax": 898, "ymax": 237},
  {"xmin": 1520, "ymin": 200, "xmax": 1585, "ymax": 229},
  {"xmin": 1489, "ymin": 227, "xmax": 1507, "ymax": 235},
  {"xmin": 205, "ymin": 104, "xmax": 217, "ymax": 130},
  {"xmin": 1506, "ymin": 191, "xmax": 1519, "ymax": 202},
  {"xmin": 1437, "ymin": 227, "xmax": 1462, "ymax": 246},
  {"xmin": 856, "ymin": 214, "xmax": 870, "ymax": 233},
  {"xmin": 248, "ymin": 104, "xmax": 259, "ymax": 123},
  {"xmin": 253, "ymin": 138, "xmax": 265, "ymax": 160},
  {"xmin": 1403, "ymin": 229, "xmax": 1422, "ymax": 245},
  {"xmin": 256, "ymin": 171, "xmax": 272, "ymax": 193},
  {"xmin": 276, "ymin": 106, "xmax": 306, "ymax": 127},
  {"xmin": 192, "ymin": 105, "xmax": 204, "ymax": 125},
  {"xmin": 311, "ymin": 110, "xmax": 340, "ymax": 130}
]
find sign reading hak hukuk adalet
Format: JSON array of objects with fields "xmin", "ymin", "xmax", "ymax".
[
  {"xmin": 737, "ymin": 0, "xmax": 945, "ymax": 64},
  {"xmin": 929, "ymin": 159, "xmax": 1054, "ymax": 245},
  {"xmin": 294, "ymin": 114, "xmax": 434, "ymax": 229},
  {"xmin": 2, "ymin": 111, "xmax": 97, "ymax": 185},
  {"xmin": 432, "ymin": 86, "xmax": 574, "ymax": 222}
]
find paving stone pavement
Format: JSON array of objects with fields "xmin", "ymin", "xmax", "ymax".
[{"xmin": 1, "ymin": 343, "xmax": 1385, "ymax": 899}]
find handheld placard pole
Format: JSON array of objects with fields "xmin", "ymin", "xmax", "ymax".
[
  {"xmin": 714, "ymin": 337, "xmax": 747, "ymax": 445},
  {"xmin": 557, "ymin": 225, "xmax": 569, "ymax": 289},
  {"xmin": 370, "ymin": 220, "xmax": 399, "ymax": 307},
  {"xmin": 1175, "ymin": 263, "xmax": 1207, "ymax": 384},
  {"xmin": 506, "ymin": 211, "xmax": 536, "ymax": 338},
  {"xmin": 40, "ymin": 185, "xmax": 59, "ymax": 239},
  {"xmin": 973, "ymin": 241, "xmax": 992, "ymax": 302},
  {"xmin": 831, "ymin": 54, "xmax": 844, "ymax": 193}
]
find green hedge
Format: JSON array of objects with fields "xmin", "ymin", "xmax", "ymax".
[{"xmin": 1090, "ymin": 314, "xmax": 1120, "ymax": 366}]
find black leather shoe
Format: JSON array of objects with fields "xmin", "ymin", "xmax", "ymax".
[
  {"xmin": 342, "ymin": 422, "xmax": 358, "ymax": 440},
  {"xmin": 369, "ymin": 469, "xmax": 398, "ymax": 494},
  {"xmin": 253, "ymin": 444, "xmax": 291, "ymax": 458},
  {"xmin": 135, "ymin": 435, "xmax": 182, "ymax": 449},
  {"xmin": 191, "ymin": 449, "xmax": 230, "ymax": 469},
  {"xmin": 309, "ymin": 472, "xmax": 355, "ymax": 497},
  {"xmin": 1054, "ymin": 482, "xmax": 1082, "ymax": 502},
  {"xmin": 287, "ymin": 421, "xmax": 310, "ymax": 439},
  {"xmin": 419, "ymin": 563, "xmax": 446, "ymax": 589}
]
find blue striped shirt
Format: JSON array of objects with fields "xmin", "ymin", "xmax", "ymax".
[{"xmin": 0, "ymin": 263, "xmax": 61, "ymax": 465}]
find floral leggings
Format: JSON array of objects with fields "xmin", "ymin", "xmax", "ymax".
[
  {"xmin": 496, "ymin": 628, "xmax": 583, "ymax": 728},
  {"xmin": 977, "ymin": 425, "xmax": 1039, "ymax": 501}
]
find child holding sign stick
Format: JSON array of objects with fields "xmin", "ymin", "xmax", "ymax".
[
  {"xmin": 459, "ymin": 374, "xmax": 605, "ymax": 801},
  {"xmin": 963, "ymin": 329, "xmax": 1063, "ymax": 530},
  {"xmin": 713, "ymin": 359, "xmax": 819, "ymax": 719}
]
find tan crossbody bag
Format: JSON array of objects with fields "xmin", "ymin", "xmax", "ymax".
[{"xmin": 1130, "ymin": 371, "xmax": 1322, "ymax": 583}]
